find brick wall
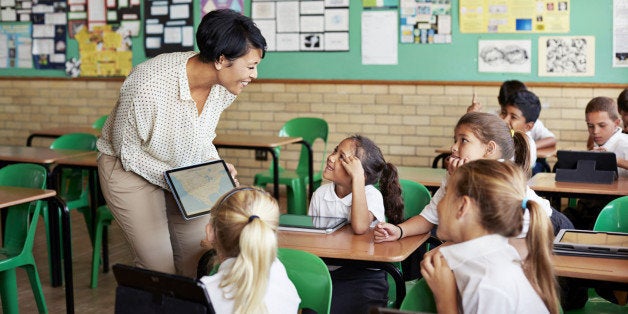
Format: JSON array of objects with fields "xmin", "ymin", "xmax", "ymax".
[{"xmin": 1, "ymin": 78, "xmax": 624, "ymax": 185}]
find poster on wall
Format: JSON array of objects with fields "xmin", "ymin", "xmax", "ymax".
[
  {"xmin": 252, "ymin": 0, "xmax": 349, "ymax": 52},
  {"xmin": 144, "ymin": 0, "xmax": 194, "ymax": 58},
  {"xmin": 478, "ymin": 39, "xmax": 530, "ymax": 73},
  {"xmin": 613, "ymin": 0, "xmax": 628, "ymax": 67},
  {"xmin": 74, "ymin": 24, "xmax": 132, "ymax": 76},
  {"xmin": 460, "ymin": 0, "xmax": 570, "ymax": 33},
  {"xmin": 200, "ymin": 0, "xmax": 243, "ymax": 17},
  {"xmin": 538, "ymin": 36, "xmax": 595, "ymax": 77},
  {"xmin": 400, "ymin": 0, "xmax": 451, "ymax": 44},
  {"xmin": 0, "ymin": 23, "xmax": 32, "ymax": 68},
  {"xmin": 31, "ymin": 0, "xmax": 67, "ymax": 70}
]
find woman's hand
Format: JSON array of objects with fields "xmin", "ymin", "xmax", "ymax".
[
  {"xmin": 225, "ymin": 162, "xmax": 239, "ymax": 186},
  {"xmin": 421, "ymin": 250, "xmax": 459, "ymax": 313},
  {"xmin": 373, "ymin": 222, "xmax": 400, "ymax": 243}
]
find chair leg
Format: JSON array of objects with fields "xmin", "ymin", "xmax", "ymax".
[
  {"xmin": 23, "ymin": 264, "xmax": 48, "ymax": 313},
  {"xmin": 0, "ymin": 269, "xmax": 19, "ymax": 314},
  {"xmin": 91, "ymin": 217, "xmax": 104, "ymax": 289},
  {"xmin": 102, "ymin": 225, "xmax": 109, "ymax": 273}
]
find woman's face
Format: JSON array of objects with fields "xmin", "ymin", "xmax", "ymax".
[
  {"xmin": 216, "ymin": 48, "xmax": 263, "ymax": 95},
  {"xmin": 451, "ymin": 124, "xmax": 489, "ymax": 161}
]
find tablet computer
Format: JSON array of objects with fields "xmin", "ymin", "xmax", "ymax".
[
  {"xmin": 553, "ymin": 229, "xmax": 628, "ymax": 259},
  {"xmin": 278, "ymin": 214, "xmax": 348, "ymax": 234},
  {"xmin": 164, "ymin": 160, "xmax": 236, "ymax": 220}
]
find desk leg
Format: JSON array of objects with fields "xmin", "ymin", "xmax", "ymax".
[
  {"xmin": 50, "ymin": 196, "xmax": 74, "ymax": 314},
  {"xmin": 267, "ymin": 148, "xmax": 280, "ymax": 199}
]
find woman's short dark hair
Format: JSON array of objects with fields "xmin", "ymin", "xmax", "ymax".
[{"xmin": 196, "ymin": 9, "xmax": 267, "ymax": 63}]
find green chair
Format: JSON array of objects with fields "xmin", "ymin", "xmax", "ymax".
[
  {"xmin": 0, "ymin": 163, "xmax": 48, "ymax": 314},
  {"xmin": 92, "ymin": 115, "xmax": 108, "ymax": 130},
  {"xmin": 387, "ymin": 179, "xmax": 432, "ymax": 307},
  {"xmin": 399, "ymin": 278, "xmax": 436, "ymax": 313},
  {"xmin": 593, "ymin": 196, "xmax": 628, "ymax": 232},
  {"xmin": 277, "ymin": 248, "xmax": 332, "ymax": 314},
  {"xmin": 254, "ymin": 117, "xmax": 328, "ymax": 215},
  {"xmin": 49, "ymin": 133, "xmax": 100, "ymax": 286},
  {"xmin": 90, "ymin": 205, "xmax": 114, "ymax": 288}
]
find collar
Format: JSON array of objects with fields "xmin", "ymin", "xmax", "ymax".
[
  {"xmin": 178, "ymin": 52, "xmax": 198, "ymax": 101},
  {"xmin": 323, "ymin": 183, "xmax": 353, "ymax": 207},
  {"xmin": 596, "ymin": 127, "xmax": 622, "ymax": 148},
  {"xmin": 439, "ymin": 234, "xmax": 518, "ymax": 269}
]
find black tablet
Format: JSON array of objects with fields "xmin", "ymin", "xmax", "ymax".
[
  {"xmin": 278, "ymin": 214, "xmax": 348, "ymax": 234},
  {"xmin": 164, "ymin": 160, "xmax": 236, "ymax": 220},
  {"xmin": 553, "ymin": 229, "xmax": 628, "ymax": 259}
]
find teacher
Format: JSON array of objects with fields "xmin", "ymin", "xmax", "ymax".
[{"xmin": 96, "ymin": 9, "xmax": 266, "ymax": 278}]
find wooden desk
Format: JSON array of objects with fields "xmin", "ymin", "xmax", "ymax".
[
  {"xmin": 397, "ymin": 166, "xmax": 446, "ymax": 194},
  {"xmin": 279, "ymin": 226, "xmax": 431, "ymax": 308},
  {"xmin": 0, "ymin": 146, "xmax": 94, "ymax": 165},
  {"xmin": 0, "ymin": 186, "xmax": 75, "ymax": 313},
  {"xmin": 528, "ymin": 173, "xmax": 628, "ymax": 198},
  {"xmin": 553, "ymin": 254, "xmax": 628, "ymax": 283},
  {"xmin": 214, "ymin": 135, "xmax": 313, "ymax": 200},
  {"xmin": 27, "ymin": 126, "xmax": 100, "ymax": 146}
]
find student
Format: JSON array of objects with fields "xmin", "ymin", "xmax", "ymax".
[
  {"xmin": 586, "ymin": 96, "xmax": 628, "ymax": 176},
  {"xmin": 374, "ymin": 112, "xmax": 557, "ymax": 260},
  {"xmin": 617, "ymin": 88, "xmax": 628, "ymax": 133},
  {"xmin": 469, "ymin": 80, "xmax": 557, "ymax": 150},
  {"xmin": 200, "ymin": 186, "xmax": 300, "ymax": 314},
  {"xmin": 499, "ymin": 89, "xmax": 543, "ymax": 168},
  {"xmin": 308, "ymin": 134, "xmax": 403, "ymax": 314},
  {"xmin": 420, "ymin": 160, "xmax": 559, "ymax": 314}
]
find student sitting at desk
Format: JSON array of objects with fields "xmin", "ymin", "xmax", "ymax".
[
  {"xmin": 374, "ymin": 112, "xmax": 559, "ymax": 260},
  {"xmin": 618, "ymin": 88, "xmax": 628, "ymax": 134},
  {"xmin": 469, "ymin": 80, "xmax": 556, "ymax": 174},
  {"xmin": 200, "ymin": 186, "xmax": 300, "ymax": 313},
  {"xmin": 308, "ymin": 134, "xmax": 403, "ymax": 314},
  {"xmin": 420, "ymin": 160, "xmax": 559, "ymax": 314}
]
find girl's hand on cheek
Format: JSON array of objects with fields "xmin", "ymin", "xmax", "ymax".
[
  {"xmin": 447, "ymin": 157, "xmax": 468, "ymax": 175},
  {"xmin": 341, "ymin": 155, "xmax": 364, "ymax": 180}
]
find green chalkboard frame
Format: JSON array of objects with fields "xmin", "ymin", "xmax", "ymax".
[{"xmin": 2, "ymin": 0, "xmax": 626, "ymax": 84}]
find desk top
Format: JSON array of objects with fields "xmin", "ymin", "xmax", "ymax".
[
  {"xmin": 397, "ymin": 166, "xmax": 446, "ymax": 189},
  {"xmin": 278, "ymin": 226, "xmax": 430, "ymax": 263},
  {"xmin": 0, "ymin": 146, "xmax": 95, "ymax": 164},
  {"xmin": 529, "ymin": 173, "xmax": 628, "ymax": 197},
  {"xmin": 214, "ymin": 135, "xmax": 303, "ymax": 148},
  {"xmin": 29, "ymin": 126, "xmax": 100, "ymax": 137},
  {"xmin": 0, "ymin": 186, "xmax": 56, "ymax": 209},
  {"xmin": 553, "ymin": 254, "xmax": 628, "ymax": 283},
  {"xmin": 435, "ymin": 145, "xmax": 557, "ymax": 159},
  {"xmin": 53, "ymin": 151, "xmax": 98, "ymax": 167}
]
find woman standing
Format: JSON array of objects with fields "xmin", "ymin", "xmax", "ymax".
[{"xmin": 97, "ymin": 9, "xmax": 266, "ymax": 278}]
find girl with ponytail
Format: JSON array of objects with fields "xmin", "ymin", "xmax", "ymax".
[
  {"xmin": 421, "ymin": 160, "xmax": 559, "ymax": 314},
  {"xmin": 200, "ymin": 186, "xmax": 300, "ymax": 314}
]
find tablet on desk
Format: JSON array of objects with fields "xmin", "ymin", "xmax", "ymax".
[
  {"xmin": 164, "ymin": 160, "xmax": 236, "ymax": 220},
  {"xmin": 278, "ymin": 214, "xmax": 348, "ymax": 234},
  {"xmin": 553, "ymin": 229, "xmax": 628, "ymax": 259}
]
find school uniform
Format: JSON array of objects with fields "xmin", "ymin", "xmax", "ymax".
[
  {"xmin": 594, "ymin": 127, "xmax": 628, "ymax": 177},
  {"xmin": 529, "ymin": 119, "xmax": 556, "ymax": 141},
  {"xmin": 439, "ymin": 234, "xmax": 549, "ymax": 314},
  {"xmin": 200, "ymin": 258, "xmax": 300, "ymax": 314},
  {"xmin": 308, "ymin": 183, "xmax": 388, "ymax": 314}
]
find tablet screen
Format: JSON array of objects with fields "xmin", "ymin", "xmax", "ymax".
[
  {"xmin": 279, "ymin": 214, "xmax": 347, "ymax": 230},
  {"xmin": 557, "ymin": 230, "xmax": 628, "ymax": 248},
  {"xmin": 164, "ymin": 160, "xmax": 235, "ymax": 220}
]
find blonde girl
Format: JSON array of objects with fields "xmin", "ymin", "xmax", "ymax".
[
  {"xmin": 421, "ymin": 159, "xmax": 559, "ymax": 314},
  {"xmin": 200, "ymin": 186, "xmax": 300, "ymax": 314}
]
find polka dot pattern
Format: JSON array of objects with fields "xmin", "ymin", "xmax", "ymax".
[{"xmin": 97, "ymin": 51, "xmax": 237, "ymax": 189}]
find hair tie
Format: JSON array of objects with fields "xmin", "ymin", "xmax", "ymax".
[
  {"xmin": 248, "ymin": 215, "xmax": 259, "ymax": 223},
  {"xmin": 521, "ymin": 198, "xmax": 528, "ymax": 210}
]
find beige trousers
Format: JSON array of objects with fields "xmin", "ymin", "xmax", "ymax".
[{"xmin": 97, "ymin": 154, "xmax": 207, "ymax": 278}]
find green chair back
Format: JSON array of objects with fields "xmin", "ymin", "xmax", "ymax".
[
  {"xmin": 400, "ymin": 179, "xmax": 431, "ymax": 220},
  {"xmin": 92, "ymin": 115, "xmax": 108, "ymax": 130},
  {"xmin": 50, "ymin": 132, "xmax": 98, "ymax": 151},
  {"xmin": 399, "ymin": 278, "xmax": 436, "ymax": 313},
  {"xmin": 0, "ymin": 163, "xmax": 48, "ymax": 314},
  {"xmin": 593, "ymin": 196, "xmax": 628, "ymax": 232},
  {"xmin": 277, "ymin": 248, "xmax": 332, "ymax": 314},
  {"xmin": 279, "ymin": 117, "xmax": 329, "ymax": 177}
]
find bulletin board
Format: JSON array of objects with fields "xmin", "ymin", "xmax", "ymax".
[{"xmin": 1, "ymin": 0, "xmax": 626, "ymax": 84}]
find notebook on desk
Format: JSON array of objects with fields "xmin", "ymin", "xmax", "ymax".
[
  {"xmin": 164, "ymin": 160, "xmax": 236, "ymax": 220},
  {"xmin": 278, "ymin": 214, "xmax": 348, "ymax": 234},
  {"xmin": 553, "ymin": 229, "xmax": 628, "ymax": 259}
]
